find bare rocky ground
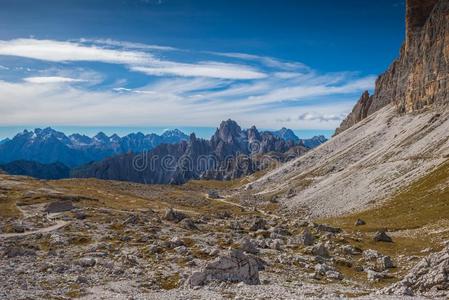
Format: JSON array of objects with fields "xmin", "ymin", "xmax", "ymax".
[{"xmin": 1, "ymin": 174, "xmax": 448, "ymax": 299}]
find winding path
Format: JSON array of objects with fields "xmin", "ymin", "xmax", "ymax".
[
  {"xmin": 0, "ymin": 220, "xmax": 69, "ymax": 239},
  {"xmin": 0, "ymin": 210, "xmax": 70, "ymax": 239},
  {"xmin": 205, "ymin": 193, "xmax": 279, "ymax": 218}
]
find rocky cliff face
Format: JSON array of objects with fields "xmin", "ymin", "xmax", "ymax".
[{"xmin": 336, "ymin": 0, "xmax": 448, "ymax": 134}]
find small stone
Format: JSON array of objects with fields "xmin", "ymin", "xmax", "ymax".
[
  {"xmin": 355, "ymin": 219, "xmax": 366, "ymax": 226},
  {"xmin": 78, "ymin": 257, "xmax": 96, "ymax": 268},
  {"xmin": 312, "ymin": 243, "xmax": 329, "ymax": 257},
  {"xmin": 12, "ymin": 223, "xmax": 25, "ymax": 233},
  {"xmin": 76, "ymin": 275, "xmax": 89, "ymax": 284},
  {"xmin": 163, "ymin": 208, "xmax": 187, "ymax": 223},
  {"xmin": 249, "ymin": 217, "xmax": 267, "ymax": 232},
  {"xmin": 373, "ymin": 231, "xmax": 393, "ymax": 243},
  {"xmin": 300, "ymin": 229, "xmax": 315, "ymax": 246},
  {"xmin": 239, "ymin": 238, "xmax": 259, "ymax": 254},
  {"xmin": 207, "ymin": 190, "xmax": 220, "ymax": 199},
  {"xmin": 180, "ymin": 218, "xmax": 198, "ymax": 230},
  {"xmin": 269, "ymin": 239, "xmax": 283, "ymax": 251}
]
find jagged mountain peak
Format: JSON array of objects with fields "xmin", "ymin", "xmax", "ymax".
[
  {"xmin": 214, "ymin": 119, "xmax": 243, "ymax": 144},
  {"xmin": 272, "ymin": 127, "xmax": 299, "ymax": 142}
]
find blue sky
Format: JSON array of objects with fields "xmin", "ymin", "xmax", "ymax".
[{"xmin": 0, "ymin": 0, "xmax": 405, "ymax": 138}]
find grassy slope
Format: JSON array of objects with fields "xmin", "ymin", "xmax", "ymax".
[
  {"xmin": 324, "ymin": 159, "xmax": 449, "ymax": 232},
  {"xmin": 322, "ymin": 159, "xmax": 449, "ymax": 284}
]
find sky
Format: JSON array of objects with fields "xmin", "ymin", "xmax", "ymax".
[{"xmin": 0, "ymin": 0, "xmax": 406, "ymax": 139}]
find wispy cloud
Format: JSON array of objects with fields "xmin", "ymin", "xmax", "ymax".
[
  {"xmin": 0, "ymin": 38, "xmax": 375, "ymax": 129},
  {"xmin": 209, "ymin": 51, "xmax": 310, "ymax": 71},
  {"xmin": 78, "ymin": 38, "xmax": 177, "ymax": 51},
  {"xmin": 0, "ymin": 39, "xmax": 151, "ymax": 64},
  {"xmin": 131, "ymin": 62, "xmax": 266, "ymax": 80},
  {"xmin": 0, "ymin": 38, "xmax": 266, "ymax": 80},
  {"xmin": 24, "ymin": 76, "xmax": 87, "ymax": 84}
]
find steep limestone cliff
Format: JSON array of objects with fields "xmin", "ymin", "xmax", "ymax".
[{"xmin": 336, "ymin": 0, "xmax": 448, "ymax": 134}]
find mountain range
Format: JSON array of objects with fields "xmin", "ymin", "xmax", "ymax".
[
  {"xmin": 72, "ymin": 120, "xmax": 318, "ymax": 184},
  {"xmin": 0, "ymin": 127, "xmax": 190, "ymax": 168},
  {"xmin": 0, "ymin": 124, "xmax": 327, "ymax": 181}
]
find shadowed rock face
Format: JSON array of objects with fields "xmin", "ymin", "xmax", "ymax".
[
  {"xmin": 0, "ymin": 160, "xmax": 70, "ymax": 180},
  {"xmin": 335, "ymin": 0, "xmax": 448, "ymax": 135}
]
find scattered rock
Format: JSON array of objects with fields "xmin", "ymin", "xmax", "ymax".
[
  {"xmin": 4, "ymin": 246, "xmax": 36, "ymax": 258},
  {"xmin": 76, "ymin": 275, "xmax": 89, "ymax": 284},
  {"xmin": 12, "ymin": 223, "xmax": 25, "ymax": 233},
  {"xmin": 363, "ymin": 249, "xmax": 395, "ymax": 271},
  {"xmin": 367, "ymin": 270, "xmax": 390, "ymax": 282},
  {"xmin": 269, "ymin": 239, "xmax": 283, "ymax": 251},
  {"xmin": 383, "ymin": 246, "xmax": 449, "ymax": 296}
]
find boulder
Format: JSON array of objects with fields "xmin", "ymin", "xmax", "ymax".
[
  {"xmin": 189, "ymin": 249, "xmax": 261, "ymax": 287},
  {"xmin": 45, "ymin": 200, "xmax": 74, "ymax": 213}
]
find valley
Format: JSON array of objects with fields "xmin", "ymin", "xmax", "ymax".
[{"xmin": 0, "ymin": 0, "xmax": 449, "ymax": 298}]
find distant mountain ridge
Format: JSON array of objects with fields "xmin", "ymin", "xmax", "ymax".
[
  {"xmin": 0, "ymin": 127, "xmax": 190, "ymax": 167},
  {"xmin": 72, "ymin": 120, "xmax": 325, "ymax": 184}
]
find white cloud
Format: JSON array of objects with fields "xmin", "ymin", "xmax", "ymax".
[
  {"xmin": 0, "ymin": 38, "xmax": 377, "ymax": 130},
  {"xmin": 210, "ymin": 52, "xmax": 310, "ymax": 71},
  {"xmin": 0, "ymin": 38, "xmax": 266, "ymax": 80},
  {"xmin": 0, "ymin": 65, "xmax": 9, "ymax": 70},
  {"xmin": 131, "ymin": 62, "xmax": 266, "ymax": 80},
  {"xmin": 24, "ymin": 76, "xmax": 86, "ymax": 84},
  {"xmin": 296, "ymin": 112, "xmax": 347, "ymax": 122},
  {"xmin": 78, "ymin": 38, "xmax": 177, "ymax": 51},
  {"xmin": 0, "ymin": 39, "xmax": 152, "ymax": 64}
]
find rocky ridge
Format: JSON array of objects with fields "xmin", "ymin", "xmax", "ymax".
[{"xmin": 335, "ymin": 0, "xmax": 449, "ymax": 135}]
